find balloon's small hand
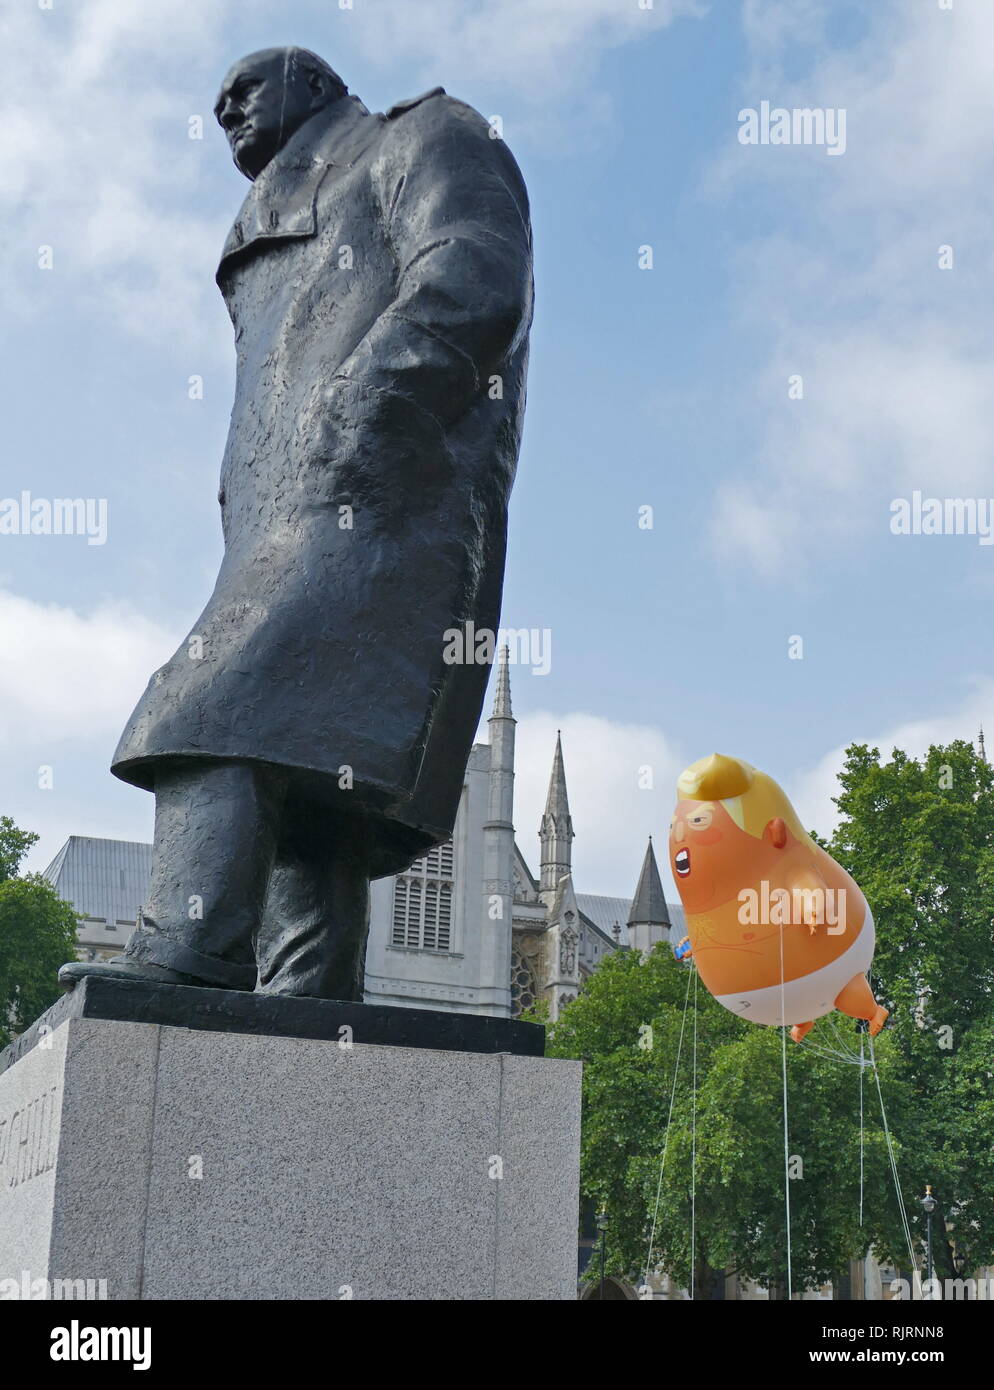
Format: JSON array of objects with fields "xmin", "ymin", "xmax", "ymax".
[{"xmin": 674, "ymin": 936, "xmax": 693, "ymax": 961}]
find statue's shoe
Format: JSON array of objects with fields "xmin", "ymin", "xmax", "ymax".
[{"xmin": 58, "ymin": 957, "xmax": 217, "ymax": 992}]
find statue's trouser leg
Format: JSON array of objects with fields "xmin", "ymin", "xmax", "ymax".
[
  {"xmin": 256, "ymin": 812, "xmax": 371, "ymax": 1001},
  {"xmin": 123, "ymin": 759, "xmax": 286, "ymax": 989}
]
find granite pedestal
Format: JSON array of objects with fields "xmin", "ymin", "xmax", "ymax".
[{"xmin": 0, "ymin": 981, "xmax": 581, "ymax": 1300}]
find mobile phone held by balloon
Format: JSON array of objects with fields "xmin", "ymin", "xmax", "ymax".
[{"xmin": 674, "ymin": 937, "xmax": 692, "ymax": 961}]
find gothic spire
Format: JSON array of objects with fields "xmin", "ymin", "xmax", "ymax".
[
  {"xmin": 627, "ymin": 837, "xmax": 670, "ymax": 928},
  {"xmin": 539, "ymin": 731, "xmax": 574, "ymax": 892},
  {"xmin": 490, "ymin": 643, "xmax": 513, "ymax": 720},
  {"xmin": 543, "ymin": 731, "xmax": 570, "ymax": 821}
]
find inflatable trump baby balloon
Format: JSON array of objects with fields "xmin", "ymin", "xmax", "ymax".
[{"xmin": 669, "ymin": 754, "xmax": 888, "ymax": 1043}]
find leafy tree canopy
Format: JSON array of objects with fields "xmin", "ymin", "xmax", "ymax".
[{"xmin": 0, "ymin": 817, "xmax": 79, "ymax": 1049}]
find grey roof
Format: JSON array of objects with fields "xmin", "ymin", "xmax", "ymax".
[
  {"xmin": 628, "ymin": 839, "xmax": 671, "ymax": 927},
  {"xmin": 42, "ymin": 836, "xmax": 152, "ymax": 924},
  {"xmin": 578, "ymin": 892, "xmax": 686, "ymax": 949},
  {"xmin": 577, "ymin": 894, "xmax": 632, "ymax": 941},
  {"xmin": 513, "ymin": 842, "xmax": 539, "ymax": 892}
]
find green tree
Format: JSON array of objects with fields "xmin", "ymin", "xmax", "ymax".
[
  {"xmin": 548, "ymin": 946, "xmax": 910, "ymax": 1295},
  {"xmin": 632, "ymin": 1019, "xmax": 915, "ymax": 1297},
  {"xmin": 548, "ymin": 738, "xmax": 994, "ymax": 1294},
  {"xmin": 925, "ymin": 1012, "xmax": 994, "ymax": 1279},
  {"xmin": 826, "ymin": 741, "xmax": 994, "ymax": 1280},
  {"xmin": 548, "ymin": 945, "xmax": 738, "ymax": 1283},
  {"xmin": 0, "ymin": 815, "xmax": 39, "ymax": 882},
  {"xmin": 827, "ymin": 740, "xmax": 994, "ymax": 1063},
  {"xmin": 0, "ymin": 817, "xmax": 79, "ymax": 1049}
]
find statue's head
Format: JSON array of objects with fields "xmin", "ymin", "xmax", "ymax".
[{"xmin": 214, "ymin": 47, "xmax": 347, "ymax": 180}]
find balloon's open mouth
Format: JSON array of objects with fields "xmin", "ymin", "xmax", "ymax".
[{"xmin": 674, "ymin": 848, "xmax": 690, "ymax": 877}]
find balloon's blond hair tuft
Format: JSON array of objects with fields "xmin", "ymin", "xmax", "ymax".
[{"xmin": 676, "ymin": 754, "xmax": 812, "ymax": 847}]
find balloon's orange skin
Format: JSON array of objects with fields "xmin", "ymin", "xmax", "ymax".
[{"xmin": 669, "ymin": 798, "xmax": 868, "ymax": 998}]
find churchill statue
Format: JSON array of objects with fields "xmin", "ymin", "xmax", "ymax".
[{"xmin": 60, "ymin": 47, "xmax": 533, "ymax": 1000}]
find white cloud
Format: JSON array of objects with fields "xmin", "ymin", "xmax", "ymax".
[
  {"xmin": 711, "ymin": 324, "xmax": 994, "ymax": 573},
  {"xmin": 0, "ymin": 588, "xmax": 180, "ymax": 872},
  {"xmin": 19, "ymin": 796, "xmax": 155, "ymax": 879},
  {"xmin": 705, "ymin": 0, "xmax": 994, "ymax": 575},
  {"xmin": 0, "ymin": 589, "xmax": 179, "ymax": 747},
  {"xmin": 0, "ymin": 0, "xmax": 243, "ymax": 352},
  {"xmin": 0, "ymin": 0, "xmax": 707, "ymax": 348},
  {"xmin": 738, "ymin": 0, "xmax": 828, "ymax": 65},
  {"xmin": 348, "ymin": 0, "xmax": 705, "ymax": 101},
  {"xmin": 511, "ymin": 710, "xmax": 685, "ymax": 897},
  {"xmin": 790, "ymin": 677, "xmax": 993, "ymax": 838}
]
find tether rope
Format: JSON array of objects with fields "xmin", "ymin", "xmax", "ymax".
[
  {"xmin": 690, "ymin": 966, "xmax": 698, "ymax": 1300},
  {"xmin": 799, "ymin": 1040, "xmax": 867, "ymax": 1066},
  {"xmin": 827, "ymin": 1013, "xmax": 864, "ymax": 1062},
  {"xmin": 642, "ymin": 963, "xmax": 694, "ymax": 1292},
  {"xmin": 859, "ymin": 1033, "xmax": 865, "ymax": 1228},
  {"xmin": 644, "ymin": 955, "xmax": 913, "ymax": 1303},
  {"xmin": 780, "ymin": 924, "xmax": 793, "ymax": 1300},
  {"xmin": 869, "ymin": 1032, "xmax": 920, "ymax": 1284}
]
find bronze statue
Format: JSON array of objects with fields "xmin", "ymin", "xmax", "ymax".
[{"xmin": 60, "ymin": 47, "xmax": 533, "ymax": 1000}]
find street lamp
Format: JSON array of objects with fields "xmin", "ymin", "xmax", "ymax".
[
  {"xmin": 596, "ymin": 1206, "xmax": 608, "ymax": 1300},
  {"xmin": 921, "ymin": 1185, "xmax": 936, "ymax": 1295}
]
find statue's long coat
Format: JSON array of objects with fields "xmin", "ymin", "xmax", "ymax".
[{"xmin": 112, "ymin": 90, "xmax": 533, "ymax": 876}]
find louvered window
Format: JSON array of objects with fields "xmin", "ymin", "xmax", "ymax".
[{"xmin": 391, "ymin": 841, "xmax": 455, "ymax": 951}]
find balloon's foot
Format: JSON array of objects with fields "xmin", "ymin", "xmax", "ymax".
[
  {"xmin": 868, "ymin": 1006, "xmax": 889, "ymax": 1037},
  {"xmin": 790, "ymin": 1021, "xmax": 814, "ymax": 1044}
]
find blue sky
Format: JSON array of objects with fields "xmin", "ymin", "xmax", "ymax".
[{"xmin": 2, "ymin": 0, "xmax": 992, "ymax": 898}]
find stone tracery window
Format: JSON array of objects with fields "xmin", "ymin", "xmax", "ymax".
[{"xmin": 510, "ymin": 946, "xmax": 536, "ymax": 1017}]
